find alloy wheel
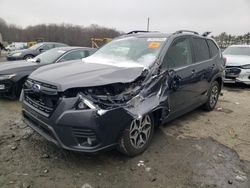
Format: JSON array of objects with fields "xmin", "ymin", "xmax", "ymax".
[
  {"xmin": 210, "ymin": 85, "xmax": 219, "ymax": 107},
  {"xmin": 129, "ymin": 115, "xmax": 152, "ymax": 149}
]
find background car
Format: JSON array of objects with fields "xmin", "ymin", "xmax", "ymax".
[
  {"xmin": 223, "ymin": 45, "xmax": 250, "ymax": 85},
  {"xmin": 6, "ymin": 42, "xmax": 67, "ymax": 61},
  {"xmin": 0, "ymin": 46, "xmax": 96, "ymax": 98},
  {"xmin": 5, "ymin": 42, "xmax": 28, "ymax": 51}
]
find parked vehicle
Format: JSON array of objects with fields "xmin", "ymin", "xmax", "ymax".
[
  {"xmin": 5, "ymin": 42, "xmax": 28, "ymax": 51},
  {"xmin": 0, "ymin": 47, "xmax": 96, "ymax": 98},
  {"xmin": 223, "ymin": 45, "xmax": 250, "ymax": 85},
  {"xmin": 21, "ymin": 31, "xmax": 224, "ymax": 156},
  {"xmin": 6, "ymin": 42, "xmax": 67, "ymax": 61}
]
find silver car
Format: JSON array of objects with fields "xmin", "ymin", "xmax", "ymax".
[{"xmin": 223, "ymin": 45, "xmax": 250, "ymax": 85}]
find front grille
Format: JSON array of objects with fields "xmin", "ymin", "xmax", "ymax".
[
  {"xmin": 23, "ymin": 79, "xmax": 60, "ymax": 117},
  {"xmin": 225, "ymin": 66, "xmax": 241, "ymax": 78}
]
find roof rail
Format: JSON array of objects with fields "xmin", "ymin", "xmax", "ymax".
[
  {"xmin": 126, "ymin": 30, "xmax": 150, "ymax": 35},
  {"xmin": 202, "ymin": 31, "xmax": 212, "ymax": 37},
  {"xmin": 174, "ymin": 30, "xmax": 199, "ymax": 35}
]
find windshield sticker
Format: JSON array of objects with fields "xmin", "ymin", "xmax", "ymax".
[
  {"xmin": 148, "ymin": 42, "xmax": 161, "ymax": 49},
  {"xmin": 147, "ymin": 38, "xmax": 166, "ymax": 42}
]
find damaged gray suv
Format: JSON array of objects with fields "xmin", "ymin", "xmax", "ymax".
[{"xmin": 21, "ymin": 30, "xmax": 224, "ymax": 156}]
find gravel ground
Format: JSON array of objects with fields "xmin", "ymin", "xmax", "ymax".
[{"xmin": 0, "ymin": 84, "xmax": 250, "ymax": 188}]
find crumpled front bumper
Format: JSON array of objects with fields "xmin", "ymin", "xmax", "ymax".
[
  {"xmin": 224, "ymin": 68, "xmax": 250, "ymax": 85},
  {"xmin": 22, "ymin": 96, "xmax": 134, "ymax": 153}
]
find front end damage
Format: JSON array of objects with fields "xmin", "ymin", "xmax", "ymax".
[
  {"xmin": 21, "ymin": 66, "xmax": 170, "ymax": 152},
  {"xmin": 23, "ymin": 70, "xmax": 169, "ymax": 152}
]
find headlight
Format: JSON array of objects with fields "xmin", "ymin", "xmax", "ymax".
[
  {"xmin": 76, "ymin": 93, "xmax": 96, "ymax": 110},
  {"xmin": 241, "ymin": 64, "xmax": 250, "ymax": 69},
  {"xmin": 0, "ymin": 74, "xmax": 16, "ymax": 81},
  {"xmin": 12, "ymin": 52, "xmax": 22, "ymax": 57}
]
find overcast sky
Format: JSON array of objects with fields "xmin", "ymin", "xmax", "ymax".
[{"xmin": 0, "ymin": 0, "xmax": 250, "ymax": 35}]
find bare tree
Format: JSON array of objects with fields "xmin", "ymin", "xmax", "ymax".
[{"xmin": 0, "ymin": 17, "xmax": 122, "ymax": 47}]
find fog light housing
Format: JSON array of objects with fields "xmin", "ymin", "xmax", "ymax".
[{"xmin": 87, "ymin": 137, "xmax": 97, "ymax": 146}]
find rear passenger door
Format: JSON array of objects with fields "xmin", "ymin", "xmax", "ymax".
[
  {"xmin": 162, "ymin": 36, "xmax": 198, "ymax": 114},
  {"xmin": 191, "ymin": 37, "xmax": 215, "ymax": 101}
]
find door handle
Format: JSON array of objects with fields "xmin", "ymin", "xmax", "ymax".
[{"xmin": 191, "ymin": 69, "xmax": 196, "ymax": 78}]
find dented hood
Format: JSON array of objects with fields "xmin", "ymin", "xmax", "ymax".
[{"xmin": 29, "ymin": 58, "xmax": 145, "ymax": 92}]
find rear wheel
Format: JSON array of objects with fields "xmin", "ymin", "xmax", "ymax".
[
  {"xmin": 118, "ymin": 114, "xmax": 154, "ymax": 156},
  {"xmin": 203, "ymin": 81, "xmax": 220, "ymax": 111}
]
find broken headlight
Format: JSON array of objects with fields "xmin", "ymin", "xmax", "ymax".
[{"xmin": 76, "ymin": 93, "xmax": 96, "ymax": 110}]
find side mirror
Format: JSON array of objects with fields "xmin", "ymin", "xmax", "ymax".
[{"xmin": 39, "ymin": 48, "xmax": 44, "ymax": 52}]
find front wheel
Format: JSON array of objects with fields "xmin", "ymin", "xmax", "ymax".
[
  {"xmin": 203, "ymin": 81, "xmax": 220, "ymax": 111},
  {"xmin": 24, "ymin": 55, "xmax": 34, "ymax": 60},
  {"xmin": 118, "ymin": 114, "xmax": 154, "ymax": 156}
]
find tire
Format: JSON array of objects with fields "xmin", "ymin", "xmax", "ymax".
[
  {"xmin": 23, "ymin": 55, "xmax": 34, "ymax": 60},
  {"xmin": 118, "ymin": 114, "xmax": 154, "ymax": 157},
  {"xmin": 203, "ymin": 81, "xmax": 220, "ymax": 111}
]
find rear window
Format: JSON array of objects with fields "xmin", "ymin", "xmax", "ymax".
[
  {"xmin": 193, "ymin": 38, "xmax": 210, "ymax": 62},
  {"xmin": 207, "ymin": 40, "xmax": 219, "ymax": 58}
]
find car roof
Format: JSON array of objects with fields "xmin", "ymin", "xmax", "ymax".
[
  {"xmin": 52, "ymin": 46, "xmax": 95, "ymax": 51},
  {"xmin": 123, "ymin": 32, "xmax": 171, "ymax": 38},
  {"xmin": 228, "ymin": 45, "xmax": 250, "ymax": 48},
  {"xmin": 118, "ymin": 31, "xmax": 210, "ymax": 40}
]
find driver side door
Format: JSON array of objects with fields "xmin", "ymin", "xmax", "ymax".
[{"xmin": 161, "ymin": 36, "xmax": 198, "ymax": 116}]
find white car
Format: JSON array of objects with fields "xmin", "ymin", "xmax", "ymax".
[
  {"xmin": 223, "ymin": 45, "xmax": 250, "ymax": 85},
  {"xmin": 5, "ymin": 42, "xmax": 27, "ymax": 51}
]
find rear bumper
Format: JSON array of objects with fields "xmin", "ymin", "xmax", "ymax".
[{"xmin": 22, "ymin": 96, "xmax": 133, "ymax": 153}]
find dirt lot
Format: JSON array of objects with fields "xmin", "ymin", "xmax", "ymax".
[{"xmin": 0, "ymin": 85, "xmax": 250, "ymax": 188}]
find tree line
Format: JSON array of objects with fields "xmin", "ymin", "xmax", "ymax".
[
  {"xmin": 1, "ymin": 17, "xmax": 249, "ymax": 48},
  {"xmin": 0, "ymin": 17, "xmax": 122, "ymax": 47},
  {"xmin": 212, "ymin": 32, "xmax": 250, "ymax": 48}
]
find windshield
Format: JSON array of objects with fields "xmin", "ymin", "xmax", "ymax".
[
  {"xmin": 223, "ymin": 46, "xmax": 250, "ymax": 56},
  {"xmin": 90, "ymin": 37, "xmax": 167, "ymax": 67},
  {"xmin": 29, "ymin": 43, "xmax": 43, "ymax": 50},
  {"xmin": 32, "ymin": 48, "xmax": 66, "ymax": 64}
]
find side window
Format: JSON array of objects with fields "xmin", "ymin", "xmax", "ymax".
[
  {"xmin": 88, "ymin": 50, "xmax": 96, "ymax": 56},
  {"xmin": 41, "ymin": 44, "xmax": 54, "ymax": 51},
  {"xmin": 193, "ymin": 38, "xmax": 210, "ymax": 62},
  {"xmin": 207, "ymin": 40, "xmax": 219, "ymax": 58},
  {"xmin": 162, "ymin": 37, "xmax": 193, "ymax": 69},
  {"xmin": 59, "ymin": 50, "xmax": 87, "ymax": 62}
]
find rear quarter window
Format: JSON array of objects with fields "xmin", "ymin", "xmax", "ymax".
[
  {"xmin": 207, "ymin": 40, "xmax": 219, "ymax": 58},
  {"xmin": 193, "ymin": 38, "xmax": 210, "ymax": 62}
]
